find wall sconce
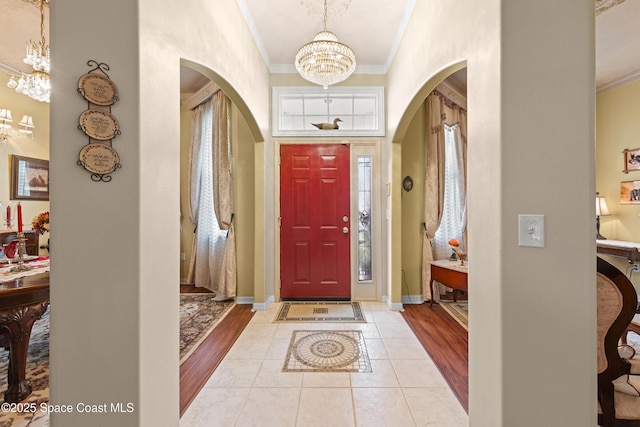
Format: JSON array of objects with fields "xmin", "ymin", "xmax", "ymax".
[
  {"xmin": 18, "ymin": 115, "xmax": 35, "ymax": 138},
  {"xmin": 0, "ymin": 108, "xmax": 13, "ymax": 143},
  {"xmin": 596, "ymin": 192, "xmax": 611, "ymax": 240}
]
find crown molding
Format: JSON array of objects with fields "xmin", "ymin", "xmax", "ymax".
[{"xmin": 597, "ymin": 68, "xmax": 640, "ymax": 94}]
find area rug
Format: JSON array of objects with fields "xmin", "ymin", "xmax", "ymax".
[
  {"xmin": 283, "ymin": 330, "xmax": 372, "ymax": 373},
  {"xmin": 0, "ymin": 294, "xmax": 233, "ymax": 426},
  {"xmin": 179, "ymin": 294, "xmax": 235, "ymax": 364},
  {"xmin": 275, "ymin": 301, "xmax": 366, "ymax": 323},
  {"xmin": 440, "ymin": 300, "xmax": 468, "ymax": 330}
]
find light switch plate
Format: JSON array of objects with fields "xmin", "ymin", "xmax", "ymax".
[{"xmin": 518, "ymin": 214, "xmax": 545, "ymax": 248}]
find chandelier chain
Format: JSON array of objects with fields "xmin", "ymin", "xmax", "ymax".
[{"xmin": 323, "ymin": 0, "xmax": 328, "ymax": 31}]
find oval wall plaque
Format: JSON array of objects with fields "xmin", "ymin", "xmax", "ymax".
[
  {"xmin": 77, "ymin": 73, "xmax": 119, "ymax": 105},
  {"xmin": 78, "ymin": 143, "xmax": 121, "ymax": 174},
  {"xmin": 79, "ymin": 109, "xmax": 120, "ymax": 140}
]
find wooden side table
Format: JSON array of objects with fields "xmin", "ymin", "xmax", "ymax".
[{"xmin": 430, "ymin": 259, "xmax": 468, "ymax": 307}]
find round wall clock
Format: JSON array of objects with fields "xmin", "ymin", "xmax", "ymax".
[{"xmin": 403, "ymin": 176, "xmax": 414, "ymax": 191}]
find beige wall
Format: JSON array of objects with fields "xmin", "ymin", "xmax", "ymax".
[
  {"xmin": 387, "ymin": 0, "xmax": 595, "ymax": 425},
  {"xmin": 50, "ymin": 0, "xmax": 269, "ymax": 425},
  {"xmin": 596, "ymin": 79, "xmax": 640, "ymax": 289},
  {"xmin": 400, "ymin": 102, "xmax": 426, "ymax": 298},
  {"xmin": 0, "ymin": 77, "xmax": 50, "ymax": 251}
]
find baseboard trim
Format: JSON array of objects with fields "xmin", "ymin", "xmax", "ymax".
[
  {"xmin": 402, "ymin": 294, "xmax": 424, "ymax": 304},
  {"xmin": 383, "ymin": 295, "xmax": 404, "ymax": 311},
  {"xmin": 252, "ymin": 295, "xmax": 274, "ymax": 311},
  {"xmin": 236, "ymin": 296, "xmax": 254, "ymax": 305}
]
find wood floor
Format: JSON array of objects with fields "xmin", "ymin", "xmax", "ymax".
[
  {"xmin": 178, "ymin": 289, "xmax": 468, "ymax": 416},
  {"xmin": 401, "ymin": 302, "xmax": 469, "ymax": 413},
  {"xmin": 179, "ymin": 285, "xmax": 254, "ymax": 416}
]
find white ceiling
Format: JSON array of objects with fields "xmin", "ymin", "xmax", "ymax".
[{"xmin": 0, "ymin": 0, "xmax": 638, "ymax": 95}]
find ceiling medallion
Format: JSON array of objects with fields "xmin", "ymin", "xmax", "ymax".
[
  {"xmin": 295, "ymin": 0, "xmax": 356, "ymax": 89},
  {"xmin": 595, "ymin": 0, "xmax": 626, "ymax": 15}
]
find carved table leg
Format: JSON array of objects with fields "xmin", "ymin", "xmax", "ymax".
[{"xmin": 0, "ymin": 301, "xmax": 49, "ymax": 403}]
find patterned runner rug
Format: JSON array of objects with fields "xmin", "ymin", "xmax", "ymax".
[
  {"xmin": 275, "ymin": 301, "xmax": 366, "ymax": 322},
  {"xmin": 440, "ymin": 300, "xmax": 468, "ymax": 330},
  {"xmin": 0, "ymin": 294, "xmax": 233, "ymax": 426}
]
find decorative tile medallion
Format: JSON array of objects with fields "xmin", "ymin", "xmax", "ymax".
[
  {"xmin": 283, "ymin": 330, "xmax": 372, "ymax": 372},
  {"xmin": 275, "ymin": 301, "xmax": 366, "ymax": 322}
]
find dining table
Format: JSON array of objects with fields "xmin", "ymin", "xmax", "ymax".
[{"xmin": 0, "ymin": 258, "xmax": 50, "ymax": 403}]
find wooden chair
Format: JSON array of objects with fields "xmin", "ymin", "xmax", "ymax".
[{"xmin": 597, "ymin": 257, "xmax": 640, "ymax": 426}]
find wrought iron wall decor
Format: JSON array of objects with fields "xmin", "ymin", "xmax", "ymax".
[{"xmin": 76, "ymin": 60, "xmax": 122, "ymax": 182}]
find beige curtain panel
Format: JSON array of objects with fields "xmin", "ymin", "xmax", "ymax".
[{"xmin": 422, "ymin": 90, "xmax": 468, "ymax": 302}]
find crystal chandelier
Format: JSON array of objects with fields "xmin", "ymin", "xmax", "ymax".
[
  {"xmin": 7, "ymin": 0, "xmax": 50, "ymax": 103},
  {"xmin": 295, "ymin": 0, "xmax": 356, "ymax": 89}
]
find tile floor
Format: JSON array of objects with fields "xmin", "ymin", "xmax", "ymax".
[{"xmin": 180, "ymin": 302, "xmax": 469, "ymax": 427}]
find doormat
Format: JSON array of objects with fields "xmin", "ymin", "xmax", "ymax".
[
  {"xmin": 283, "ymin": 330, "xmax": 372, "ymax": 372},
  {"xmin": 274, "ymin": 301, "xmax": 366, "ymax": 323},
  {"xmin": 440, "ymin": 300, "xmax": 468, "ymax": 330}
]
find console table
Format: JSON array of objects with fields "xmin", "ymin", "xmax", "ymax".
[
  {"xmin": 430, "ymin": 259, "xmax": 468, "ymax": 307},
  {"xmin": 0, "ymin": 272, "xmax": 49, "ymax": 402},
  {"xmin": 596, "ymin": 239, "xmax": 640, "ymax": 264}
]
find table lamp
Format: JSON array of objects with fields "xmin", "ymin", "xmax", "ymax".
[{"xmin": 596, "ymin": 193, "xmax": 611, "ymax": 240}]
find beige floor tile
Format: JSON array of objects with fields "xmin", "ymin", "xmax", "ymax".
[
  {"xmin": 225, "ymin": 336, "xmax": 273, "ymax": 360},
  {"xmin": 392, "ymin": 359, "xmax": 449, "ymax": 388},
  {"xmin": 383, "ymin": 337, "xmax": 430, "ymax": 360},
  {"xmin": 364, "ymin": 338, "xmax": 389, "ymax": 359},
  {"xmin": 179, "ymin": 388, "xmax": 249, "ymax": 427},
  {"xmin": 296, "ymin": 388, "xmax": 355, "ymax": 426},
  {"xmin": 302, "ymin": 371, "xmax": 351, "ymax": 388},
  {"xmin": 352, "ymin": 388, "xmax": 415, "ymax": 426},
  {"xmin": 370, "ymin": 310, "xmax": 407, "ymax": 325},
  {"xmin": 204, "ymin": 359, "xmax": 262, "ymax": 388},
  {"xmin": 274, "ymin": 322, "xmax": 315, "ymax": 339},
  {"xmin": 403, "ymin": 387, "xmax": 468, "ymax": 426},
  {"xmin": 235, "ymin": 388, "xmax": 301, "ymax": 427},
  {"xmin": 350, "ymin": 359, "xmax": 399, "ymax": 388},
  {"xmin": 376, "ymin": 321, "xmax": 416, "ymax": 339},
  {"xmin": 264, "ymin": 337, "xmax": 291, "ymax": 360},
  {"xmin": 253, "ymin": 359, "xmax": 304, "ymax": 388},
  {"xmin": 348, "ymin": 322, "xmax": 381, "ymax": 339}
]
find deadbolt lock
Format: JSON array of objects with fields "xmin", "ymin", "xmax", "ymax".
[{"xmin": 343, "ymin": 216, "xmax": 349, "ymax": 222}]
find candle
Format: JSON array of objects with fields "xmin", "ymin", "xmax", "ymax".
[
  {"xmin": 17, "ymin": 203, "xmax": 22, "ymax": 232},
  {"xmin": 6, "ymin": 204, "xmax": 10, "ymax": 228}
]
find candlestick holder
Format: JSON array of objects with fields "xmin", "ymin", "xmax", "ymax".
[{"xmin": 10, "ymin": 232, "xmax": 31, "ymax": 272}]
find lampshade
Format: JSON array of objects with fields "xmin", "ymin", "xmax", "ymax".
[
  {"xmin": 596, "ymin": 195, "xmax": 611, "ymax": 217},
  {"xmin": 18, "ymin": 115, "xmax": 35, "ymax": 137},
  {"xmin": 0, "ymin": 109, "xmax": 13, "ymax": 126}
]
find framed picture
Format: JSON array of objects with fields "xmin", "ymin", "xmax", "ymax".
[
  {"xmin": 10, "ymin": 155, "xmax": 49, "ymax": 201},
  {"xmin": 622, "ymin": 148, "xmax": 640, "ymax": 173},
  {"xmin": 621, "ymin": 180, "xmax": 640, "ymax": 204}
]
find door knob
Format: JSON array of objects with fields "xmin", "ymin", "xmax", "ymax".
[
  {"xmin": 343, "ymin": 216, "xmax": 349, "ymax": 222},
  {"xmin": 343, "ymin": 227, "xmax": 349, "ymax": 234}
]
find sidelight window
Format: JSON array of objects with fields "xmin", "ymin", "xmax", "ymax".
[{"xmin": 357, "ymin": 156, "xmax": 373, "ymax": 281}]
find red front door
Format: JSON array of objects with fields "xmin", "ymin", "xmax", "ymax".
[{"xmin": 280, "ymin": 144, "xmax": 351, "ymax": 299}]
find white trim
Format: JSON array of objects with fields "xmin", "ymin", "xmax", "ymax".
[
  {"xmin": 235, "ymin": 0, "xmax": 272, "ymax": 68},
  {"xmin": 384, "ymin": 0, "xmax": 416, "ymax": 71},
  {"xmin": 597, "ymin": 68, "xmax": 640, "ymax": 94},
  {"xmin": 383, "ymin": 295, "xmax": 404, "ymax": 312},
  {"xmin": 402, "ymin": 294, "xmax": 424, "ymax": 304},
  {"xmin": 251, "ymin": 295, "xmax": 273, "ymax": 311},
  {"xmin": 236, "ymin": 296, "xmax": 254, "ymax": 305},
  {"xmin": 272, "ymin": 86, "xmax": 385, "ymax": 137}
]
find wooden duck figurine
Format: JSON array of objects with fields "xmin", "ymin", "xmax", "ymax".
[{"xmin": 312, "ymin": 118, "xmax": 342, "ymax": 130}]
